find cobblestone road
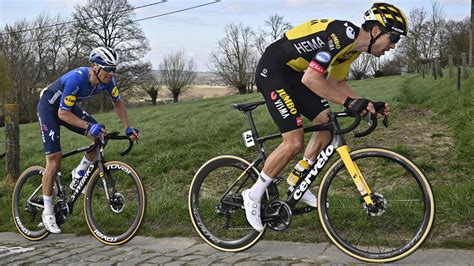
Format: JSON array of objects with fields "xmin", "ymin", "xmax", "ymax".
[{"xmin": 1, "ymin": 232, "xmax": 473, "ymax": 265}]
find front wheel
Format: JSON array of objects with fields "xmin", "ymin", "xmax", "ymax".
[
  {"xmin": 188, "ymin": 155, "xmax": 277, "ymax": 252},
  {"xmin": 84, "ymin": 161, "xmax": 146, "ymax": 245},
  {"xmin": 318, "ymin": 148, "xmax": 435, "ymax": 263},
  {"xmin": 12, "ymin": 166, "xmax": 50, "ymax": 241}
]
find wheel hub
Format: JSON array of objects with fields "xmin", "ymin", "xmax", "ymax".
[{"xmin": 363, "ymin": 192, "xmax": 388, "ymax": 216}]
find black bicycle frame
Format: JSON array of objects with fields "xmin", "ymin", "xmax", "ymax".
[
  {"xmin": 239, "ymin": 108, "xmax": 355, "ymax": 209},
  {"xmin": 55, "ymin": 133, "xmax": 132, "ymax": 214}
]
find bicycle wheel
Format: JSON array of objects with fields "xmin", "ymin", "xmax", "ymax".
[
  {"xmin": 84, "ymin": 161, "xmax": 146, "ymax": 245},
  {"xmin": 12, "ymin": 166, "xmax": 50, "ymax": 241},
  {"xmin": 318, "ymin": 148, "xmax": 435, "ymax": 263},
  {"xmin": 189, "ymin": 155, "xmax": 276, "ymax": 252}
]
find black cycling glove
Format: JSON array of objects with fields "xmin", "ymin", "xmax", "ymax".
[
  {"xmin": 373, "ymin": 101, "xmax": 386, "ymax": 113},
  {"xmin": 343, "ymin": 97, "xmax": 370, "ymax": 115}
]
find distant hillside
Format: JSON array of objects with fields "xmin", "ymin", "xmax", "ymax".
[{"xmin": 152, "ymin": 70, "xmax": 225, "ymax": 85}]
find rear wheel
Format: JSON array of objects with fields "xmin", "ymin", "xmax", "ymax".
[
  {"xmin": 12, "ymin": 166, "xmax": 50, "ymax": 241},
  {"xmin": 189, "ymin": 155, "xmax": 277, "ymax": 252},
  {"xmin": 318, "ymin": 148, "xmax": 435, "ymax": 263}
]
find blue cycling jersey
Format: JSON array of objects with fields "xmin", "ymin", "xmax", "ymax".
[{"xmin": 45, "ymin": 67, "xmax": 121, "ymax": 110}]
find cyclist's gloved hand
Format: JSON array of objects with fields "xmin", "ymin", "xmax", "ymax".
[
  {"xmin": 87, "ymin": 123, "xmax": 105, "ymax": 138},
  {"xmin": 343, "ymin": 97, "xmax": 371, "ymax": 115},
  {"xmin": 125, "ymin": 127, "xmax": 140, "ymax": 140},
  {"xmin": 373, "ymin": 101, "xmax": 387, "ymax": 113}
]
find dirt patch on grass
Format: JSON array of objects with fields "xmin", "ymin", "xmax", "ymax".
[{"xmin": 349, "ymin": 107, "xmax": 456, "ymax": 183}]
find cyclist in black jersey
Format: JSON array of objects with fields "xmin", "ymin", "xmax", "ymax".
[
  {"xmin": 243, "ymin": 2, "xmax": 409, "ymax": 231},
  {"xmin": 37, "ymin": 47, "xmax": 140, "ymax": 233}
]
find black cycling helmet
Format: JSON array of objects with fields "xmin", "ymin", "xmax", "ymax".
[{"xmin": 364, "ymin": 2, "xmax": 409, "ymax": 36}]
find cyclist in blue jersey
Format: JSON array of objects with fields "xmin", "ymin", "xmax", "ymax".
[{"xmin": 37, "ymin": 47, "xmax": 140, "ymax": 233}]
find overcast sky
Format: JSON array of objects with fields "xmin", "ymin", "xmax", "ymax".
[{"xmin": 0, "ymin": 0, "xmax": 471, "ymax": 71}]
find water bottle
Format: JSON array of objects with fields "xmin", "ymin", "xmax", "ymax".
[{"xmin": 287, "ymin": 159, "xmax": 310, "ymax": 186}]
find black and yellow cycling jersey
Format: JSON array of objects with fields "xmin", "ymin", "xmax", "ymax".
[
  {"xmin": 277, "ymin": 19, "xmax": 361, "ymax": 81},
  {"xmin": 255, "ymin": 19, "xmax": 361, "ymax": 133}
]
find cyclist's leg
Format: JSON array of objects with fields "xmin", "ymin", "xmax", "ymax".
[
  {"xmin": 62, "ymin": 106, "xmax": 98, "ymax": 183},
  {"xmin": 285, "ymin": 72, "xmax": 331, "ymax": 206},
  {"xmin": 293, "ymin": 79, "xmax": 331, "ymax": 161},
  {"xmin": 37, "ymin": 93, "xmax": 62, "ymax": 233},
  {"xmin": 243, "ymin": 60, "xmax": 305, "ymax": 231}
]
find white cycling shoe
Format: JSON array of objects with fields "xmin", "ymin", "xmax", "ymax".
[
  {"xmin": 289, "ymin": 186, "xmax": 317, "ymax": 208},
  {"xmin": 41, "ymin": 213, "xmax": 61, "ymax": 234},
  {"xmin": 242, "ymin": 189, "xmax": 264, "ymax": 232}
]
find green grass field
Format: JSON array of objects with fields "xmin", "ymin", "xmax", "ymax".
[{"xmin": 0, "ymin": 73, "xmax": 472, "ymax": 248}]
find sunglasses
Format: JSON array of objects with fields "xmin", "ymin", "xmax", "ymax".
[
  {"xmin": 98, "ymin": 65, "xmax": 116, "ymax": 73},
  {"xmin": 381, "ymin": 29, "xmax": 401, "ymax": 44}
]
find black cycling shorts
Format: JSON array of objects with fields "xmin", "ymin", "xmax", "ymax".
[
  {"xmin": 255, "ymin": 51, "xmax": 330, "ymax": 134},
  {"xmin": 37, "ymin": 89, "xmax": 97, "ymax": 155}
]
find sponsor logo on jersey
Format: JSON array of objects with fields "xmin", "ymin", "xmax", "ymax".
[
  {"xmin": 260, "ymin": 68, "xmax": 268, "ymax": 78},
  {"xmin": 272, "ymin": 89, "xmax": 297, "ymax": 119},
  {"xmin": 330, "ymin": 33, "xmax": 341, "ymax": 49},
  {"xmin": 309, "ymin": 61, "xmax": 325, "ymax": 73},
  {"xmin": 344, "ymin": 22, "xmax": 356, "ymax": 39},
  {"xmin": 64, "ymin": 95, "xmax": 76, "ymax": 107},
  {"xmin": 315, "ymin": 51, "xmax": 332, "ymax": 64},
  {"xmin": 293, "ymin": 37, "xmax": 325, "ymax": 54},
  {"xmin": 111, "ymin": 86, "xmax": 119, "ymax": 97}
]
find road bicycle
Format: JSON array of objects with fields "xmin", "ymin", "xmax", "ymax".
[
  {"xmin": 188, "ymin": 100, "xmax": 435, "ymax": 263},
  {"xmin": 12, "ymin": 132, "xmax": 146, "ymax": 246}
]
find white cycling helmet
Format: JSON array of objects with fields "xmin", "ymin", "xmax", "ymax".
[{"xmin": 89, "ymin": 47, "xmax": 119, "ymax": 67}]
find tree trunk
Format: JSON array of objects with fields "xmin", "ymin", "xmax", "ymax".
[
  {"xmin": 238, "ymin": 85, "xmax": 247, "ymax": 95},
  {"xmin": 151, "ymin": 95, "xmax": 157, "ymax": 106},
  {"xmin": 173, "ymin": 93, "xmax": 179, "ymax": 103}
]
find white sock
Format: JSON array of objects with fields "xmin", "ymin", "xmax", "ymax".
[
  {"xmin": 303, "ymin": 157, "xmax": 315, "ymax": 166},
  {"xmin": 75, "ymin": 156, "xmax": 92, "ymax": 177},
  {"xmin": 249, "ymin": 171, "xmax": 273, "ymax": 202},
  {"xmin": 43, "ymin": 195, "xmax": 54, "ymax": 215}
]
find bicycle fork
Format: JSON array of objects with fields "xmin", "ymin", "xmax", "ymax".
[{"xmin": 336, "ymin": 145, "xmax": 374, "ymax": 207}]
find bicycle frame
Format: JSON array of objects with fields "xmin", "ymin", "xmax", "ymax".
[{"xmin": 240, "ymin": 108, "xmax": 375, "ymax": 209}]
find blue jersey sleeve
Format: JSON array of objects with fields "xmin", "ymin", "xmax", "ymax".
[
  {"xmin": 59, "ymin": 74, "xmax": 81, "ymax": 110},
  {"xmin": 106, "ymin": 77, "xmax": 121, "ymax": 102}
]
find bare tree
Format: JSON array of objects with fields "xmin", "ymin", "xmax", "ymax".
[
  {"xmin": 254, "ymin": 14, "xmax": 292, "ymax": 55},
  {"xmin": 349, "ymin": 53, "xmax": 376, "ymax": 80},
  {"xmin": 73, "ymin": 0, "xmax": 150, "ymax": 111},
  {"xmin": 138, "ymin": 64, "xmax": 161, "ymax": 106},
  {"xmin": 160, "ymin": 50, "xmax": 196, "ymax": 103},
  {"xmin": 210, "ymin": 23, "xmax": 257, "ymax": 94},
  {"xmin": 397, "ymin": 3, "xmax": 445, "ymax": 72}
]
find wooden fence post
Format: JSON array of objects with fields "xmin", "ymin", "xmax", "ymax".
[
  {"xmin": 435, "ymin": 58, "xmax": 443, "ymax": 78},
  {"xmin": 461, "ymin": 52, "xmax": 470, "ymax": 80},
  {"xmin": 5, "ymin": 104, "xmax": 20, "ymax": 184}
]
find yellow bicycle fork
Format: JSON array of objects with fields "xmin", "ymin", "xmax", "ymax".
[{"xmin": 336, "ymin": 145, "xmax": 374, "ymax": 206}]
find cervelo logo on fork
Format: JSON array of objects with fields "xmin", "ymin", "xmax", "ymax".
[{"xmin": 293, "ymin": 145, "xmax": 334, "ymax": 200}]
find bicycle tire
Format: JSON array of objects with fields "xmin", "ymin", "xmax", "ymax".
[
  {"xmin": 189, "ymin": 155, "xmax": 276, "ymax": 252},
  {"xmin": 12, "ymin": 166, "xmax": 50, "ymax": 241},
  {"xmin": 84, "ymin": 161, "xmax": 146, "ymax": 245},
  {"xmin": 318, "ymin": 148, "xmax": 435, "ymax": 263}
]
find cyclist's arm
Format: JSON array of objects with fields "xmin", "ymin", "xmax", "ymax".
[
  {"xmin": 327, "ymin": 78, "xmax": 361, "ymax": 99},
  {"xmin": 58, "ymin": 109, "xmax": 89, "ymax": 130},
  {"xmin": 301, "ymin": 67, "xmax": 348, "ymax": 106},
  {"xmin": 113, "ymin": 98, "xmax": 130, "ymax": 129}
]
